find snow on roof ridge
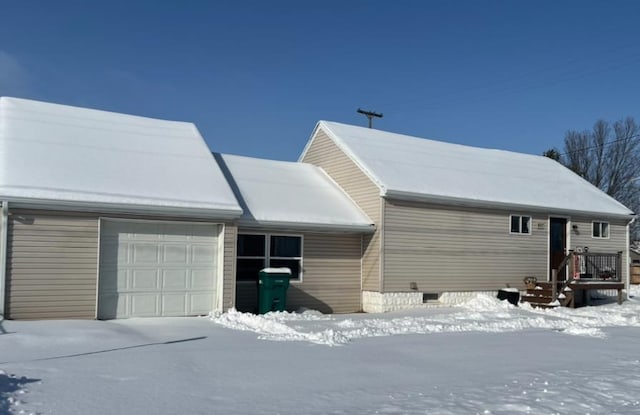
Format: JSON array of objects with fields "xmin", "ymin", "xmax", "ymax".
[
  {"xmin": 319, "ymin": 119, "xmax": 547, "ymax": 161},
  {"xmin": 312, "ymin": 120, "xmax": 633, "ymax": 217}
]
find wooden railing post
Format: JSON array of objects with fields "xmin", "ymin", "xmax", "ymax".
[
  {"xmin": 617, "ymin": 251, "xmax": 623, "ymax": 282},
  {"xmin": 551, "ymin": 269, "xmax": 558, "ymax": 302},
  {"xmin": 568, "ymin": 250, "xmax": 574, "ymax": 280}
]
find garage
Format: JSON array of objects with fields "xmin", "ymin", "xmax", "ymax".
[{"xmin": 98, "ymin": 220, "xmax": 221, "ymax": 319}]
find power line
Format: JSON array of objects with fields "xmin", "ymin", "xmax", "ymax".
[{"xmin": 559, "ymin": 133, "xmax": 640, "ymax": 157}]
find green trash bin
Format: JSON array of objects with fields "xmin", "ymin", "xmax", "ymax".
[{"xmin": 258, "ymin": 268, "xmax": 292, "ymax": 314}]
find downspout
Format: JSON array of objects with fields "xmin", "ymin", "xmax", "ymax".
[{"xmin": 0, "ymin": 201, "xmax": 8, "ymax": 317}]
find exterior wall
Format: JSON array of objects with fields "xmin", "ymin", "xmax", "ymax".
[
  {"xmin": 382, "ymin": 199, "xmax": 549, "ymax": 293},
  {"xmin": 236, "ymin": 229, "xmax": 362, "ymax": 313},
  {"xmin": 221, "ymin": 224, "xmax": 237, "ymax": 312},
  {"xmin": 6, "ymin": 210, "xmax": 99, "ymax": 319},
  {"xmin": 570, "ymin": 216, "xmax": 630, "ymax": 282},
  {"xmin": 5, "ymin": 208, "xmax": 230, "ymax": 319},
  {"xmin": 301, "ymin": 128, "xmax": 382, "ymax": 292},
  {"xmin": 289, "ymin": 233, "xmax": 362, "ymax": 313}
]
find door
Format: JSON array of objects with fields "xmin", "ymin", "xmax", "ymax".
[
  {"xmin": 549, "ymin": 218, "xmax": 567, "ymax": 280},
  {"xmin": 98, "ymin": 220, "xmax": 219, "ymax": 319}
]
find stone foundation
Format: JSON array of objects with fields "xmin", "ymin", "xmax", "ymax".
[{"xmin": 362, "ymin": 290, "xmax": 502, "ymax": 313}]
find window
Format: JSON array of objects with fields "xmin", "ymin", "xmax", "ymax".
[
  {"xmin": 510, "ymin": 215, "xmax": 531, "ymax": 234},
  {"xmin": 592, "ymin": 221, "xmax": 609, "ymax": 238},
  {"xmin": 236, "ymin": 234, "xmax": 303, "ymax": 282}
]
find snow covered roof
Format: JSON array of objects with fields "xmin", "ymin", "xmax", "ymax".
[
  {"xmin": 0, "ymin": 97, "xmax": 242, "ymax": 218},
  {"xmin": 303, "ymin": 121, "xmax": 634, "ymax": 218},
  {"xmin": 216, "ymin": 153, "xmax": 374, "ymax": 232}
]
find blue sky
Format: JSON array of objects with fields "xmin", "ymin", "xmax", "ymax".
[{"xmin": 1, "ymin": 1, "xmax": 639, "ymax": 161}]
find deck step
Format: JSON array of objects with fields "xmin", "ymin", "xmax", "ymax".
[{"xmin": 521, "ymin": 282, "xmax": 574, "ymax": 308}]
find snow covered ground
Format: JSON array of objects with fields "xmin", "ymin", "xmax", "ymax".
[{"xmin": 2, "ymin": 288, "xmax": 640, "ymax": 415}]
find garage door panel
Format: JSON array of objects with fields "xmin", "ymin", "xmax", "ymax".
[
  {"xmin": 132, "ymin": 243, "xmax": 160, "ymax": 264},
  {"xmin": 131, "ymin": 270, "xmax": 160, "ymax": 290},
  {"xmin": 162, "ymin": 294, "xmax": 187, "ymax": 315},
  {"xmin": 162, "ymin": 270, "xmax": 188, "ymax": 289},
  {"xmin": 192, "ymin": 245, "xmax": 216, "ymax": 263},
  {"xmin": 190, "ymin": 293, "xmax": 213, "ymax": 314},
  {"xmin": 98, "ymin": 220, "xmax": 219, "ymax": 319},
  {"xmin": 130, "ymin": 294, "xmax": 160, "ymax": 316},
  {"xmin": 163, "ymin": 245, "xmax": 188, "ymax": 263},
  {"xmin": 191, "ymin": 270, "xmax": 215, "ymax": 289}
]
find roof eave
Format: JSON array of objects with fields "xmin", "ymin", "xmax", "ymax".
[
  {"xmin": 383, "ymin": 189, "xmax": 635, "ymax": 221},
  {"xmin": 236, "ymin": 218, "xmax": 376, "ymax": 233},
  {"xmin": 3, "ymin": 197, "xmax": 243, "ymax": 220}
]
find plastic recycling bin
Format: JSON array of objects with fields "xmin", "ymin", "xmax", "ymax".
[
  {"xmin": 258, "ymin": 268, "xmax": 292, "ymax": 314},
  {"xmin": 497, "ymin": 288, "xmax": 520, "ymax": 306}
]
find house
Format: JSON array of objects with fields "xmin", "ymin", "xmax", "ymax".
[
  {"xmin": 0, "ymin": 97, "xmax": 243, "ymax": 319},
  {"xmin": 1, "ymin": 97, "xmax": 634, "ymax": 319},
  {"xmin": 299, "ymin": 121, "xmax": 635, "ymax": 312},
  {"xmin": 214, "ymin": 154, "xmax": 373, "ymax": 313}
]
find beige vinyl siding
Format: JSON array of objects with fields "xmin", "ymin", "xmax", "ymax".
[
  {"xmin": 383, "ymin": 200, "xmax": 548, "ymax": 292},
  {"xmin": 221, "ymin": 223, "xmax": 237, "ymax": 312},
  {"xmin": 235, "ymin": 229, "xmax": 362, "ymax": 313},
  {"xmin": 288, "ymin": 233, "xmax": 361, "ymax": 313},
  {"xmin": 570, "ymin": 216, "xmax": 629, "ymax": 281},
  {"xmin": 7, "ymin": 210, "xmax": 99, "ymax": 319},
  {"xmin": 301, "ymin": 128, "xmax": 382, "ymax": 291}
]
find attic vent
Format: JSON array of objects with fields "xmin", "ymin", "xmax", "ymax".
[{"xmin": 423, "ymin": 293, "xmax": 439, "ymax": 303}]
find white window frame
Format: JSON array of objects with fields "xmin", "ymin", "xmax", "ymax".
[
  {"xmin": 592, "ymin": 221, "xmax": 610, "ymax": 239},
  {"xmin": 236, "ymin": 233, "xmax": 304, "ymax": 282},
  {"xmin": 509, "ymin": 215, "xmax": 532, "ymax": 235}
]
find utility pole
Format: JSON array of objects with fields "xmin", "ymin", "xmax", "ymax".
[{"xmin": 357, "ymin": 108, "xmax": 383, "ymax": 128}]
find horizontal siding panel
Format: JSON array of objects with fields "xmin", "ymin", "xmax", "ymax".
[
  {"xmin": 8, "ymin": 311, "xmax": 96, "ymax": 320},
  {"xmin": 301, "ymin": 128, "xmax": 380, "ymax": 292},
  {"xmin": 7, "ymin": 270, "xmax": 100, "ymax": 277},
  {"xmin": 8, "ymin": 284, "xmax": 97, "ymax": 291},
  {"xmin": 7, "ymin": 296, "xmax": 96, "ymax": 304},
  {"xmin": 6, "ymin": 211, "xmax": 99, "ymax": 319},
  {"xmin": 9, "ymin": 236, "xmax": 98, "ymax": 244},
  {"xmin": 383, "ymin": 200, "xmax": 548, "ymax": 292}
]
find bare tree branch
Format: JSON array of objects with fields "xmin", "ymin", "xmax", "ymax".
[{"xmin": 559, "ymin": 117, "xmax": 640, "ymax": 238}]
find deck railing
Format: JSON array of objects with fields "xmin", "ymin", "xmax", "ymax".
[
  {"xmin": 550, "ymin": 250, "xmax": 623, "ymax": 303},
  {"xmin": 557, "ymin": 251, "xmax": 623, "ymax": 282},
  {"xmin": 573, "ymin": 251, "xmax": 622, "ymax": 281}
]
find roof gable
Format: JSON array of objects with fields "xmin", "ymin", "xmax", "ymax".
[
  {"xmin": 216, "ymin": 153, "xmax": 373, "ymax": 231},
  {"xmin": 0, "ymin": 97, "xmax": 242, "ymax": 217},
  {"xmin": 311, "ymin": 121, "xmax": 633, "ymax": 218}
]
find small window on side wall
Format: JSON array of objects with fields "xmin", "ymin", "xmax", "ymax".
[
  {"xmin": 510, "ymin": 215, "xmax": 531, "ymax": 234},
  {"xmin": 592, "ymin": 221, "xmax": 609, "ymax": 238}
]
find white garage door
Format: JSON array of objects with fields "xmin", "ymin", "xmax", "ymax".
[{"xmin": 98, "ymin": 220, "xmax": 219, "ymax": 319}]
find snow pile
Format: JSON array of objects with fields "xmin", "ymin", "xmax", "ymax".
[
  {"xmin": 211, "ymin": 309, "xmax": 348, "ymax": 345},
  {"xmin": 212, "ymin": 293, "xmax": 640, "ymax": 345}
]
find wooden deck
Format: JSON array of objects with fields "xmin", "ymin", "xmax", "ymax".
[
  {"xmin": 566, "ymin": 280, "xmax": 625, "ymax": 307},
  {"xmin": 521, "ymin": 280, "xmax": 625, "ymax": 308}
]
